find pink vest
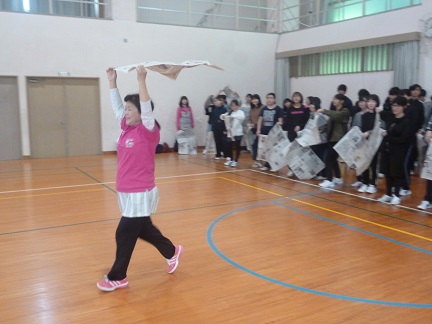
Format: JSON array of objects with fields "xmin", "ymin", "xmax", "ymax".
[{"xmin": 116, "ymin": 117, "xmax": 160, "ymax": 192}]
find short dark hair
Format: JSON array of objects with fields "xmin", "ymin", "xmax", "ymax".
[
  {"xmin": 421, "ymin": 89, "xmax": 426, "ymax": 97},
  {"xmin": 230, "ymin": 99, "xmax": 239, "ymax": 107},
  {"xmin": 409, "ymin": 84, "xmax": 421, "ymax": 92},
  {"xmin": 310, "ymin": 97, "xmax": 321, "ymax": 109},
  {"xmin": 334, "ymin": 94, "xmax": 345, "ymax": 101},
  {"xmin": 392, "ymin": 96, "xmax": 408, "ymax": 107},
  {"xmin": 368, "ymin": 94, "xmax": 380, "ymax": 107},
  {"xmin": 358, "ymin": 89, "xmax": 369, "ymax": 99},
  {"xmin": 337, "ymin": 84, "xmax": 347, "ymax": 92},
  {"xmin": 124, "ymin": 94, "xmax": 140, "ymax": 112},
  {"xmin": 389, "ymin": 87, "xmax": 400, "ymax": 96},
  {"xmin": 266, "ymin": 92, "xmax": 276, "ymax": 99}
]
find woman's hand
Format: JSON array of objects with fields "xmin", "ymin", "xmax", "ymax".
[
  {"xmin": 136, "ymin": 65, "xmax": 147, "ymax": 80},
  {"xmin": 106, "ymin": 67, "xmax": 117, "ymax": 89},
  {"xmin": 106, "ymin": 67, "xmax": 117, "ymax": 81}
]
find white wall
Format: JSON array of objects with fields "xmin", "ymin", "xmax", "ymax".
[
  {"xmin": 0, "ymin": 2, "xmax": 278, "ymax": 155},
  {"xmin": 277, "ymin": 2, "xmax": 432, "ymax": 104}
]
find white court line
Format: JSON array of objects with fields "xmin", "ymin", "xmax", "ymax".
[
  {"xmin": 248, "ymin": 169, "xmax": 432, "ymax": 216},
  {"xmin": 0, "ymin": 169, "xmax": 249, "ymax": 194}
]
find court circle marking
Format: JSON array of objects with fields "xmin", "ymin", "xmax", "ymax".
[{"xmin": 207, "ymin": 203, "xmax": 432, "ymax": 308}]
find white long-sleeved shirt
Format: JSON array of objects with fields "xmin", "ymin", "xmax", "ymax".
[{"xmin": 220, "ymin": 109, "xmax": 246, "ymax": 137}]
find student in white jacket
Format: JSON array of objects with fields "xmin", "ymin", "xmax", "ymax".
[{"xmin": 220, "ymin": 99, "xmax": 245, "ymax": 167}]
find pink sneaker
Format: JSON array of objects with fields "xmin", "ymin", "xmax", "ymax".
[
  {"xmin": 97, "ymin": 275, "xmax": 128, "ymax": 292},
  {"xmin": 167, "ymin": 245, "xmax": 183, "ymax": 274}
]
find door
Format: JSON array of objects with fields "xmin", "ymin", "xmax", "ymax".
[
  {"xmin": 0, "ymin": 77, "xmax": 22, "ymax": 160},
  {"xmin": 27, "ymin": 77, "xmax": 101, "ymax": 158}
]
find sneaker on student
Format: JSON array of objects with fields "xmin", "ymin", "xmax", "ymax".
[
  {"xmin": 417, "ymin": 200, "xmax": 431, "ymax": 210},
  {"xmin": 230, "ymin": 161, "xmax": 238, "ymax": 167},
  {"xmin": 287, "ymin": 170, "xmax": 294, "ymax": 177},
  {"xmin": 351, "ymin": 181, "xmax": 363, "ymax": 187},
  {"xmin": 202, "ymin": 149, "xmax": 207, "ymax": 155},
  {"xmin": 399, "ymin": 189, "xmax": 412, "ymax": 196},
  {"xmin": 332, "ymin": 178, "xmax": 343, "ymax": 185},
  {"xmin": 357, "ymin": 184, "xmax": 368, "ymax": 193},
  {"xmin": 378, "ymin": 173, "xmax": 384, "ymax": 178},
  {"xmin": 224, "ymin": 160, "xmax": 233, "ymax": 166},
  {"xmin": 319, "ymin": 180, "xmax": 335, "ymax": 189},
  {"xmin": 390, "ymin": 195, "xmax": 401, "ymax": 205},
  {"xmin": 215, "ymin": 156, "xmax": 221, "ymax": 160},
  {"xmin": 167, "ymin": 245, "xmax": 183, "ymax": 274},
  {"xmin": 260, "ymin": 166, "xmax": 269, "ymax": 171},
  {"xmin": 226, "ymin": 157, "xmax": 231, "ymax": 161},
  {"xmin": 315, "ymin": 175, "xmax": 327, "ymax": 180},
  {"xmin": 252, "ymin": 161, "xmax": 262, "ymax": 168},
  {"xmin": 378, "ymin": 195, "xmax": 392, "ymax": 203},
  {"xmin": 366, "ymin": 185, "xmax": 377, "ymax": 194},
  {"xmin": 97, "ymin": 275, "xmax": 128, "ymax": 292}
]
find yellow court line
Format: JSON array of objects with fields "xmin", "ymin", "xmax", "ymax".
[
  {"xmin": 0, "ymin": 188, "xmax": 105, "ymax": 200},
  {"xmin": 220, "ymin": 177, "xmax": 285, "ymax": 197},
  {"xmin": 220, "ymin": 176, "xmax": 432, "ymax": 243},
  {"xmin": 291, "ymin": 198, "xmax": 432, "ymax": 242}
]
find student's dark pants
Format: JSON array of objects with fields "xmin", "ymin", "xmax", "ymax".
[
  {"xmin": 362, "ymin": 153, "xmax": 378, "ymax": 186},
  {"xmin": 225, "ymin": 136, "xmax": 243, "ymax": 161},
  {"xmin": 424, "ymin": 180, "xmax": 432, "ymax": 202},
  {"xmin": 325, "ymin": 142, "xmax": 341, "ymax": 180},
  {"xmin": 251, "ymin": 128, "xmax": 258, "ymax": 161},
  {"xmin": 385, "ymin": 175, "xmax": 403, "ymax": 197},
  {"xmin": 311, "ymin": 143, "xmax": 327, "ymax": 177},
  {"xmin": 402, "ymin": 143, "xmax": 414, "ymax": 190},
  {"xmin": 214, "ymin": 129, "xmax": 225, "ymax": 158},
  {"xmin": 107, "ymin": 216, "xmax": 175, "ymax": 281}
]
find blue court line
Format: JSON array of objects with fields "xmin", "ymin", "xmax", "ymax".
[
  {"xmin": 207, "ymin": 202, "xmax": 432, "ymax": 308},
  {"xmin": 274, "ymin": 201, "xmax": 432, "ymax": 256}
]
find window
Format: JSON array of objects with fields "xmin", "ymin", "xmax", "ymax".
[
  {"xmin": 282, "ymin": 0, "xmax": 421, "ymax": 33},
  {"xmin": 290, "ymin": 44, "xmax": 394, "ymax": 77},
  {"xmin": 137, "ymin": 0, "xmax": 280, "ymax": 33},
  {"xmin": 0, "ymin": 0, "xmax": 111, "ymax": 19}
]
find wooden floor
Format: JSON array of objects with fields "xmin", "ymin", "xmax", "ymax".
[{"xmin": 1, "ymin": 152, "xmax": 432, "ymax": 323}]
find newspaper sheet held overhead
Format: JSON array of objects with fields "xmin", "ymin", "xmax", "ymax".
[
  {"xmin": 334, "ymin": 114, "xmax": 384, "ymax": 175},
  {"xmin": 286, "ymin": 141, "xmax": 325, "ymax": 179},
  {"xmin": 295, "ymin": 114, "xmax": 329, "ymax": 147},
  {"xmin": 115, "ymin": 60, "xmax": 223, "ymax": 79}
]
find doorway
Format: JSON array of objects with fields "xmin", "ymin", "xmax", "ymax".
[
  {"xmin": 0, "ymin": 77, "xmax": 22, "ymax": 160},
  {"xmin": 27, "ymin": 77, "xmax": 101, "ymax": 158}
]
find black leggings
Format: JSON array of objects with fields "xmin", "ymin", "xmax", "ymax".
[
  {"xmin": 107, "ymin": 216, "xmax": 175, "ymax": 280},
  {"xmin": 325, "ymin": 142, "xmax": 341, "ymax": 180},
  {"xmin": 225, "ymin": 136, "xmax": 243, "ymax": 161},
  {"xmin": 362, "ymin": 153, "xmax": 378, "ymax": 186}
]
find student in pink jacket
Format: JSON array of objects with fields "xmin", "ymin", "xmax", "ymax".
[{"xmin": 176, "ymin": 96, "xmax": 194, "ymax": 131}]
